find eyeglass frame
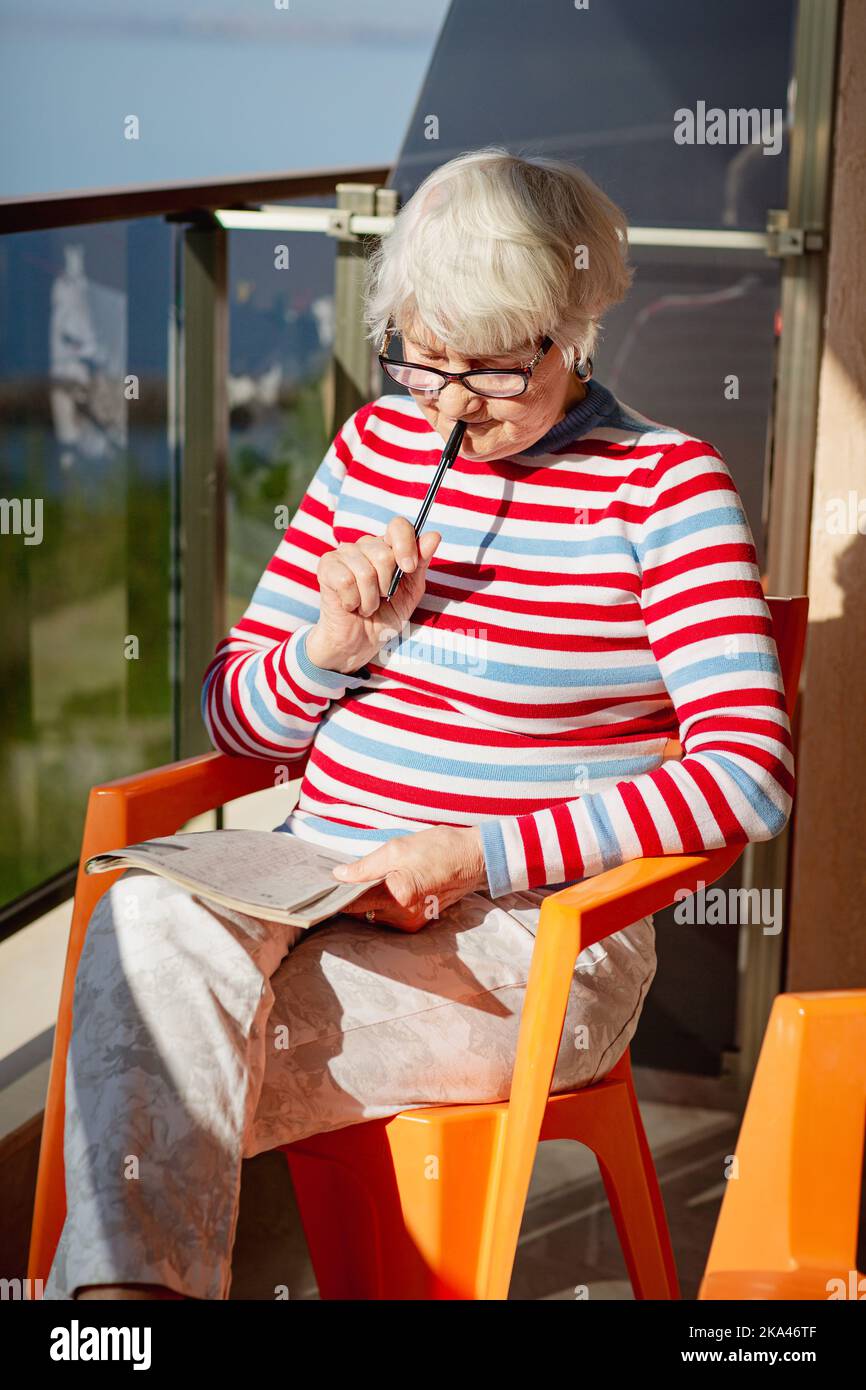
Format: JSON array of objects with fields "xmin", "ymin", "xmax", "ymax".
[{"xmin": 378, "ymin": 325, "xmax": 558, "ymax": 399}]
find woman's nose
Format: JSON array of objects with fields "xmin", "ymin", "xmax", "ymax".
[{"xmin": 438, "ymin": 380, "xmax": 484, "ymax": 419}]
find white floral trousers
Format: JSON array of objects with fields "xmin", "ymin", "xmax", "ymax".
[{"xmin": 43, "ymin": 866, "xmax": 657, "ymax": 1300}]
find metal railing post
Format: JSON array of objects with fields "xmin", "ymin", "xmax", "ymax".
[
  {"xmin": 180, "ymin": 221, "xmax": 228, "ymax": 759},
  {"xmin": 328, "ymin": 183, "xmax": 397, "ymax": 438},
  {"xmin": 733, "ymin": 0, "xmax": 840, "ymax": 1096}
]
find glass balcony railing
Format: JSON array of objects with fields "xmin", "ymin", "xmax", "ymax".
[
  {"xmin": 0, "ymin": 218, "xmax": 175, "ymax": 907},
  {"xmin": 0, "ymin": 167, "xmax": 390, "ymax": 929},
  {"xmin": 226, "ymin": 197, "xmax": 337, "ymax": 625}
]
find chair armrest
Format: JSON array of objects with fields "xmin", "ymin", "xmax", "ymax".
[
  {"xmin": 540, "ymin": 842, "xmax": 744, "ymax": 953},
  {"xmin": 85, "ymin": 748, "xmax": 311, "ymax": 847},
  {"xmin": 74, "ymin": 747, "xmax": 310, "ymax": 977},
  {"xmin": 72, "ymin": 746, "xmax": 311, "ymax": 960}
]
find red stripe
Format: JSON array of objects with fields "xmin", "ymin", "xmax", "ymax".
[
  {"xmin": 651, "ymin": 766, "xmax": 705, "ymax": 847},
  {"xmin": 551, "ymin": 801, "xmax": 584, "ymax": 876},
  {"xmin": 398, "ymin": 607, "xmax": 650, "ymax": 654},
  {"xmin": 642, "ymin": 577, "xmax": 765, "ymax": 624},
  {"xmin": 648, "ymin": 613, "xmax": 772, "ymax": 661},
  {"xmin": 517, "ymin": 814, "xmax": 547, "ymax": 888},
  {"xmin": 701, "ymin": 743, "xmax": 795, "ymax": 799},
  {"xmin": 688, "ymin": 759, "xmax": 747, "ymax": 840},
  {"xmin": 338, "ymin": 692, "xmax": 677, "ymax": 750},
  {"xmin": 642, "ymin": 542, "xmax": 757, "ymax": 591},
  {"xmin": 358, "ymin": 663, "xmax": 667, "ymax": 722},
  {"xmin": 619, "ymin": 780, "xmax": 666, "ymax": 858}
]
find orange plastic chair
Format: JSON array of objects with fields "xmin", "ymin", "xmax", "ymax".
[
  {"xmin": 28, "ymin": 596, "xmax": 808, "ymax": 1299},
  {"xmin": 699, "ymin": 990, "xmax": 866, "ymax": 1300}
]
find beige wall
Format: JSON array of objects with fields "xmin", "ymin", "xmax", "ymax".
[{"xmin": 786, "ymin": 0, "xmax": 866, "ymax": 988}]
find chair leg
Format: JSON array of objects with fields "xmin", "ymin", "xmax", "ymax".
[
  {"xmin": 590, "ymin": 1079, "xmax": 679, "ymax": 1299},
  {"xmin": 542, "ymin": 1060, "xmax": 679, "ymax": 1300},
  {"xmin": 283, "ymin": 1144, "xmax": 386, "ymax": 1299}
]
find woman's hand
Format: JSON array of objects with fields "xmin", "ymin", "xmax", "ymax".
[
  {"xmin": 305, "ymin": 517, "xmax": 441, "ymax": 675},
  {"xmin": 331, "ymin": 748, "xmax": 684, "ymax": 934},
  {"xmin": 332, "ymin": 826, "xmax": 488, "ymax": 932}
]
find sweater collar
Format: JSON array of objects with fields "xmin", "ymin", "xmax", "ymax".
[{"xmin": 515, "ymin": 377, "xmax": 619, "ymax": 457}]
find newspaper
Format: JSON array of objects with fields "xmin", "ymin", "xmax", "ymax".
[{"xmin": 84, "ymin": 830, "xmax": 384, "ymax": 927}]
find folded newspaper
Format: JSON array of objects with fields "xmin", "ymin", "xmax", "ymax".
[{"xmin": 84, "ymin": 830, "xmax": 385, "ymax": 927}]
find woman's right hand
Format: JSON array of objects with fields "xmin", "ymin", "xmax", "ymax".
[{"xmin": 305, "ymin": 516, "xmax": 442, "ymax": 675}]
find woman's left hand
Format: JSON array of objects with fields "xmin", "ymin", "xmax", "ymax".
[{"xmin": 332, "ymin": 826, "xmax": 488, "ymax": 932}]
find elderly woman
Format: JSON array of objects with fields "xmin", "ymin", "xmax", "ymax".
[{"xmin": 46, "ymin": 147, "xmax": 793, "ymax": 1301}]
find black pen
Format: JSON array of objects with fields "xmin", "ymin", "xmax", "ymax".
[
  {"xmin": 347, "ymin": 419, "xmax": 467, "ymax": 680},
  {"xmin": 386, "ymin": 418, "xmax": 467, "ymax": 600}
]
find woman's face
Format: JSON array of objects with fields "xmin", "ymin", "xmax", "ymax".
[{"xmin": 397, "ymin": 320, "xmax": 586, "ymax": 460}]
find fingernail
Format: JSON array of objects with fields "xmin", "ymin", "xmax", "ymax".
[{"xmin": 332, "ymin": 866, "xmax": 348, "ymax": 879}]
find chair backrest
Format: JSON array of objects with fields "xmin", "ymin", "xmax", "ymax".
[
  {"xmin": 765, "ymin": 594, "xmax": 808, "ymax": 723},
  {"xmin": 767, "ymin": 592, "xmax": 811, "ymax": 722},
  {"xmin": 701, "ymin": 990, "xmax": 866, "ymax": 1288}
]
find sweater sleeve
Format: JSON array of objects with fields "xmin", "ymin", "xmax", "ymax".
[
  {"xmin": 200, "ymin": 404, "xmax": 374, "ymax": 759},
  {"xmin": 479, "ymin": 441, "xmax": 796, "ymax": 897}
]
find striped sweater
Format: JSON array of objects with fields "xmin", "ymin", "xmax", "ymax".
[{"xmin": 201, "ymin": 380, "xmax": 794, "ymax": 899}]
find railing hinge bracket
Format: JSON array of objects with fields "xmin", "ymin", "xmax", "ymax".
[
  {"xmin": 765, "ymin": 209, "xmax": 824, "ymax": 257},
  {"xmin": 324, "ymin": 207, "xmax": 358, "ymax": 241}
]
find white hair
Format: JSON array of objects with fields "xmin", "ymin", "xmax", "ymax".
[{"xmin": 364, "ymin": 146, "xmax": 633, "ymax": 372}]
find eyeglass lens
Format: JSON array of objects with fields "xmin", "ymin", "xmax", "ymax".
[{"xmin": 381, "ymin": 361, "xmax": 526, "ymax": 399}]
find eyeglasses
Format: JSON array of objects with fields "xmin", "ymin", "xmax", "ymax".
[{"xmin": 378, "ymin": 326, "xmax": 555, "ymax": 399}]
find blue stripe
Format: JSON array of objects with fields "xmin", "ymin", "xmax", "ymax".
[
  {"xmin": 318, "ymin": 717, "xmax": 663, "ymax": 781},
  {"xmin": 479, "ymin": 819, "xmax": 512, "ymax": 898},
  {"xmin": 663, "ymin": 650, "xmax": 780, "ymax": 694},
  {"xmin": 294, "ymin": 625, "xmax": 348, "ymax": 692},
  {"xmin": 242, "ymin": 657, "xmax": 311, "ymax": 740},
  {"xmin": 584, "ymin": 796, "xmax": 623, "ymax": 871},
  {"xmin": 637, "ymin": 505, "xmax": 746, "ymax": 563},
  {"xmin": 337, "ymin": 493, "xmax": 637, "ymax": 559},
  {"xmin": 251, "ymin": 584, "xmax": 319, "ymax": 625},
  {"xmin": 384, "ymin": 642, "xmax": 665, "ymax": 688},
  {"xmin": 200, "ymin": 666, "xmax": 216, "ymax": 721},
  {"xmin": 277, "ymin": 814, "xmax": 412, "ymax": 845},
  {"xmin": 701, "ymin": 751, "xmax": 788, "ymax": 836},
  {"xmin": 314, "ymin": 459, "xmax": 342, "ymax": 500}
]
